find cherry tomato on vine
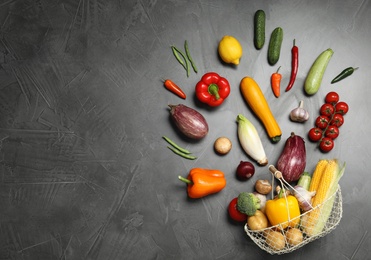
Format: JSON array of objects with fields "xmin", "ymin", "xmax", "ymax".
[
  {"xmin": 315, "ymin": 115, "xmax": 330, "ymax": 129},
  {"xmin": 320, "ymin": 103, "xmax": 335, "ymax": 117},
  {"xmin": 335, "ymin": 101, "xmax": 349, "ymax": 115},
  {"xmin": 228, "ymin": 197, "xmax": 247, "ymax": 222},
  {"xmin": 325, "ymin": 125, "xmax": 340, "ymax": 139},
  {"xmin": 330, "ymin": 113, "xmax": 344, "ymax": 127},
  {"xmin": 325, "ymin": 91, "xmax": 340, "ymax": 105},
  {"xmin": 308, "ymin": 127, "xmax": 323, "ymax": 142},
  {"xmin": 319, "ymin": 137, "xmax": 334, "ymax": 152}
]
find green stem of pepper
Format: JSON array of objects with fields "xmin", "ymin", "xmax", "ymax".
[
  {"xmin": 208, "ymin": 83, "xmax": 220, "ymax": 100},
  {"xmin": 178, "ymin": 175, "xmax": 193, "ymax": 184}
]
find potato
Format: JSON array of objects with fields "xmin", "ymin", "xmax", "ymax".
[
  {"xmin": 266, "ymin": 230, "xmax": 285, "ymax": 251},
  {"xmin": 247, "ymin": 210, "xmax": 268, "ymax": 230},
  {"xmin": 286, "ymin": 228, "xmax": 303, "ymax": 246}
]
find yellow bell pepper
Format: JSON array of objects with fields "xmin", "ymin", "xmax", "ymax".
[{"xmin": 265, "ymin": 191, "xmax": 300, "ymax": 230}]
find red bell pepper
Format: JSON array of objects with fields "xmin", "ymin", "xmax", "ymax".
[{"xmin": 195, "ymin": 72, "xmax": 230, "ymax": 107}]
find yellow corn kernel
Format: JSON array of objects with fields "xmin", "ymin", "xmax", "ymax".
[
  {"xmin": 311, "ymin": 159, "xmax": 337, "ymax": 208},
  {"xmin": 308, "ymin": 159, "xmax": 328, "ymax": 193},
  {"xmin": 304, "ymin": 159, "xmax": 342, "ymax": 236}
]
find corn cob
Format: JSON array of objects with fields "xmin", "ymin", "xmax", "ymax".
[
  {"xmin": 308, "ymin": 159, "xmax": 328, "ymax": 193},
  {"xmin": 302, "ymin": 159, "xmax": 345, "ymax": 237}
]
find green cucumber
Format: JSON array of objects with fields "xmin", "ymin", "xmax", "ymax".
[
  {"xmin": 268, "ymin": 27, "xmax": 283, "ymax": 65},
  {"xmin": 304, "ymin": 48, "xmax": 334, "ymax": 95},
  {"xmin": 254, "ymin": 10, "xmax": 266, "ymax": 49}
]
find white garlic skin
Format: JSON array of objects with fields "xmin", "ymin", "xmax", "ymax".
[{"xmin": 290, "ymin": 100, "xmax": 309, "ymax": 122}]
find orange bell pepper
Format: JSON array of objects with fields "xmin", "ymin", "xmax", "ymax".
[
  {"xmin": 178, "ymin": 168, "xmax": 226, "ymax": 198},
  {"xmin": 265, "ymin": 190, "xmax": 301, "ymax": 230}
]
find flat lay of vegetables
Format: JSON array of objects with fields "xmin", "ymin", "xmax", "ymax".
[{"xmin": 160, "ymin": 8, "xmax": 353, "ymax": 255}]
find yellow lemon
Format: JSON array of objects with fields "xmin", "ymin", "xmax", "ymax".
[{"xmin": 218, "ymin": 35, "xmax": 243, "ymax": 65}]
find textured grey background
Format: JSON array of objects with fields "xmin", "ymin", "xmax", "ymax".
[{"xmin": 0, "ymin": 0, "xmax": 370, "ymax": 259}]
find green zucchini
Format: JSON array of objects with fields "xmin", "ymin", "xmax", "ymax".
[
  {"xmin": 254, "ymin": 10, "xmax": 265, "ymax": 49},
  {"xmin": 304, "ymin": 48, "xmax": 334, "ymax": 95},
  {"xmin": 268, "ymin": 27, "xmax": 283, "ymax": 65}
]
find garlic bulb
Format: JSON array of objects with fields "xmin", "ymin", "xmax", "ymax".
[
  {"xmin": 293, "ymin": 185, "xmax": 316, "ymax": 212},
  {"xmin": 290, "ymin": 100, "xmax": 309, "ymax": 122}
]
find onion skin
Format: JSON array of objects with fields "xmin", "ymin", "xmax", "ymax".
[
  {"xmin": 236, "ymin": 161, "xmax": 255, "ymax": 180},
  {"xmin": 169, "ymin": 104, "xmax": 209, "ymax": 139},
  {"xmin": 276, "ymin": 132, "xmax": 306, "ymax": 182}
]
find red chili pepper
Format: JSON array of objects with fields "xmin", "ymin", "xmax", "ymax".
[
  {"xmin": 195, "ymin": 72, "xmax": 230, "ymax": 107},
  {"xmin": 271, "ymin": 66, "xmax": 282, "ymax": 98},
  {"xmin": 285, "ymin": 39, "xmax": 299, "ymax": 92},
  {"xmin": 164, "ymin": 79, "xmax": 186, "ymax": 99}
]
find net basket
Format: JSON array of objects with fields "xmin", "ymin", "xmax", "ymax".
[{"xmin": 244, "ymin": 185, "xmax": 342, "ymax": 255}]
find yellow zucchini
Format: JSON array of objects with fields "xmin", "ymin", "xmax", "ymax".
[{"xmin": 240, "ymin": 77, "xmax": 282, "ymax": 142}]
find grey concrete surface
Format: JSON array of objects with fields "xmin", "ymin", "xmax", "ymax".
[{"xmin": 0, "ymin": 0, "xmax": 370, "ymax": 259}]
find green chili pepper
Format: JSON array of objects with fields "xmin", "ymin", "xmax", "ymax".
[
  {"xmin": 331, "ymin": 67, "xmax": 358, "ymax": 84},
  {"xmin": 171, "ymin": 46, "xmax": 190, "ymax": 77}
]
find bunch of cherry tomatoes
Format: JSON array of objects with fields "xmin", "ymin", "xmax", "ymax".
[{"xmin": 308, "ymin": 91, "xmax": 349, "ymax": 152}]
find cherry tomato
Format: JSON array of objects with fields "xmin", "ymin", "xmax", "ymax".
[
  {"xmin": 325, "ymin": 125, "xmax": 340, "ymax": 139},
  {"xmin": 330, "ymin": 113, "xmax": 344, "ymax": 127},
  {"xmin": 325, "ymin": 91, "xmax": 340, "ymax": 105},
  {"xmin": 319, "ymin": 137, "xmax": 334, "ymax": 152},
  {"xmin": 335, "ymin": 101, "xmax": 349, "ymax": 115},
  {"xmin": 320, "ymin": 103, "xmax": 335, "ymax": 117},
  {"xmin": 315, "ymin": 115, "xmax": 330, "ymax": 129},
  {"xmin": 308, "ymin": 127, "xmax": 323, "ymax": 142},
  {"xmin": 228, "ymin": 197, "xmax": 247, "ymax": 222}
]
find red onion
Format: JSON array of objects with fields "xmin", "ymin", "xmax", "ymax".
[
  {"xmin": 169, "ymin": 104, "xmax": 209, "ymax": 139},
  {"xmin": 276, "ymin": 132, "xmax": 306, "ymax": 182},
  {"xmin": 236, "ymin": 161, "xmax": 255, "ymax": 180}
]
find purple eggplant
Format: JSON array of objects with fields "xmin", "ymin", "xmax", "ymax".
[
  {"xmin": 276, "ymin": 132, "xmax": 306, "ymax": 182},
  {"xmin": 169, "ymin": 104, "xmax": 209, "ymax": 139}
]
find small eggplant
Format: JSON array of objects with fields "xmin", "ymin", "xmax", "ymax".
[
  {"xmin": 276, "ymin": 132, "xmax": 306, "ymax": 182},
  {"xmin": 169, "ymin": 104, "xmax": 209, "ymax": 139}
]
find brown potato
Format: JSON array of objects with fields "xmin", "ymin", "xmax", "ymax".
[
  {"xmin": 266, "ymin": 230, "xmax": 286, "ymax": 251},
  {"xmin": 286, "ymin": 228, "xmax": 303, "ymax": 246}
]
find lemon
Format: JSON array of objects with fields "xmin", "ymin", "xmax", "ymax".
[{"xmin": 218, "ymin": 35, "xmax": 243, "ymax": 65}]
